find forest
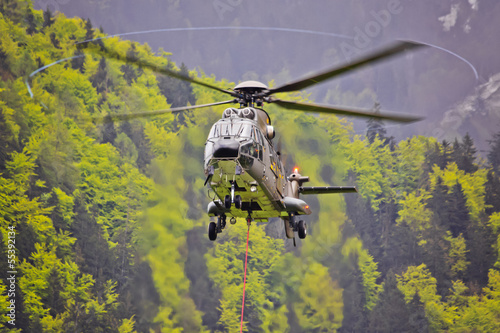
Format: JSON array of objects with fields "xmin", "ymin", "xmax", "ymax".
[{"xmin": 2, "ymin": 1, "xmax": 500, "ymax": 332}]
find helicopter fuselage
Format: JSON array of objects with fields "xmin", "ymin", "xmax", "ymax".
[{"xmin": 204, "ymin": 107, "xmax": 311, "ymax": 222}]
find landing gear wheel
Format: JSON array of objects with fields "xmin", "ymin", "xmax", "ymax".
[
  {"xmin": 234, "ymin": 195, "xmax": 242, "ymax": 209},
  {"xmin": 224, "ymin": 195, "xmax": 231, "ymax": 209},
  {"xmin": 298, "ymin": 220, "xmax": 307, "ymax": 239},
  {"xmin": 208, "ymin": 222, "xmax": 217, "ymax": 241}
]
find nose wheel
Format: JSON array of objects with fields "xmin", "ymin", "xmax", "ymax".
[{"xmin": 224, "ymin": 182, "xmax": 242, "ymax": 209}]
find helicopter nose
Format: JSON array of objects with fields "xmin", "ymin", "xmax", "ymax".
[{"xmin": 213, "ymin": 139, "xmax": 240, "ymax": 158}]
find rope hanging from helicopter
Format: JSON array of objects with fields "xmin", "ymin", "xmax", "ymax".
[{"xmin": 240, "ymin": 222, "xmax": 251, "ymax": 333}]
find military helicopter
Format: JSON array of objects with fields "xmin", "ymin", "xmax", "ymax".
[{"xmin": 91, "ymin": 41, "xmax": 424, "ymax": 242}]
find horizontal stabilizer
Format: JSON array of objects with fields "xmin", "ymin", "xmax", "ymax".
[{"xmin": 299, "ymin": 186, "xmax": 357, "ymax": 195}]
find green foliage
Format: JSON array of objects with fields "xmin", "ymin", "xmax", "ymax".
[
  {"xmin": 2, "ymin": 3, "xmax": 500, "ymax": 332},
  {"xmin": 397, "ymin": 190, "xmax": 432, "ymax": 233},
  {"xmin": 294, "ymin": 262, "xmax": 343, "ymax": 332},
  {"xmin": 206, "ymin": 222, "xmax": 283, "ymax": 332},
  {"xmin": 397, "ymin": 264, "xmax": 449, "ymax": 331},
  {"xmin": 444, "ymin": 232, "xmax": 469, "ymax": 279}
]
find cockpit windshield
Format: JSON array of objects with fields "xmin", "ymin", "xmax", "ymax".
[{"xmin": 208, "ymin": 122, "xmax": 252, "ymax": 139}]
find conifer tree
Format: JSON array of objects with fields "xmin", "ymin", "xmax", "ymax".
[
  {"xmin": 366, "ymin": 102, "xmax": 395, "ymax": 149},
  {"xmin": 42, "ymin": 7, "xmax": 54, "ymax": 28},
  {"xmin": 368, "ymin": 272, "xmax": 419, "ymax": 333},
  {"xmin": 488, "ymin": 131, "xmax": 500, "ymax": 172},
  {"xmin": 485, "ymin": 169, "xmax": 500, "ymax": 214},
  {"xmin": 452, "ymin": 133, "xmax": 478, "ymax": 173}
]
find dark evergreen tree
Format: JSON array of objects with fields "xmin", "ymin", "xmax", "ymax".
[
  {"xmin": 465, "ymin": 221, "xmax": 496, "ymax": 287},
  {"xmin": 425, "ymin": 140, "xmax": 454, "ymax": 170},
  {"xmin": 452, "ymin": 133, "xmax": 478, "ymax": 173},
  {"xmin": 84, "ymin": 18, "xmax": 93, "ymax": 42},
  {"xmin": 101, "ymin": 115, "xmax": 117, "ymax": 145},
  {"xmin": 71, "ymin": 48, "xmax": 86, "ymax": 73},
  {"xmin": 338, "ymin": 262, "xmax": 368, "ymax": 332},
  {"xmin": 91, "ymin": 57, "xmax": 113, "ymax": 94},
  {"xmin": 49, "ymin": 32, "xmax": 61, "ymax": 49},
  {"xmin": 421, "ymin": 226, "xmax": 451, "ymax": 296},
  {"xmin": 72, "ymin": 199, "xmax": 114, "ymax": 287},
  {"xmin": 42, "ymin": 7, "xmax": 54, "ymax": 28},
  {"xmin": 383, "ymin": 222, "xmax": 421, "ymax": 274},
  {"xmin": 488, "ymin": 131, "xmax": 500, "ymax": 173},
  {"xmin": 428, "ymin": 177, "xmax": 449, "ymax": 226},
  {"xmin": 368, "ymin": 272, "xmax": 417, "ymax": 333},
  {"xmin": 485, "ymin": 170, "xmax": 500, "ymax": 214},
  {"xmin": 126, "ymin": 260, "xmax": 162, "ymax": 333},
  {"xmin": 406, "ymin": 294, "xmax": 429, "ymax": 333},
  {"xmin": 121, "ymin": 43, "xmax": 142, "ymax": 85},
  {"xmin": 184, "ymin": 228, "xmax": 221, "ymax": 330},
  {"xmin": 157, "ymin": 62, "xmax": 196, "ymax": 128},
  {"xmin": 119, "ymin": 121, "xmax": 153, "ymax": 171},
  {"xmin": 366, "ymin": 102, "xmax": 396, "ymax": 150},
  {"xmin": 25, "ymin": 10, "xmax": 38, "ymax": 35},
  {"xmin": 447, "ymin": 182, "xmax": 469, "ymax": 237},
  {"xmin": 344, "ymin": 187, "xmax": 383, "ymax": 262}
]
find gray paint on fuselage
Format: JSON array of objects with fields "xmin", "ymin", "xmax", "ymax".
[{"xmin": 204, "ymin": 109, "xmax": 288, "ymax": 219}]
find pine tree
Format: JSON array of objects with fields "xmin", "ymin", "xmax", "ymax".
[
  {"xmin": 42, "ymin": 7, "xmax": 54, "ymax": 28},
  {"xmin": 157, "ymin": 62, "xmax": 196, "ymax": 128},
  {"xmin": 366, "ymin": 102, "xmax": 395, "ymax": 149},
  {"xmin": 338, "ymin": 263, "xmax": 368, "ymax": 332},
  {"xmin": 488, "ymin": 131, "xmax": 500, "ymax": 173},
  {"xmin": 452, "ymin": 133, "xmax": 478, "ymax": 173},
  {"xmin": 91, "ymin": 57, "xmax": 113, "ymax": 94},
  {"xmin": 368, "ymin": 272, "xmax": 416, "ymax": 333},
  {"xmin": 406, "ymin": 294, "xmax": 428, "ymax": 333},
  {"xmin": 485, "ymin": 170, "xmax": 500, "ymax": 214},
  {"xmin": 121, "ymin": 44, "xmax": 142, "ymax": 85},
  {"xmin": 447, "ymin": 182, "xmax": 469, "ymax": 237},
  {"xmin": 25, "ymin": 10, "xmax": 38, "ymax": 35}
]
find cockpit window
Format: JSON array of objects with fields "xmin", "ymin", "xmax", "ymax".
[
  {"xmin": 239, "ymin": 124, "xmax": 252, "ymax": 138},
  {"xmin": 209, "ymin": 122, "xmax": 253, "ymax": 139}
]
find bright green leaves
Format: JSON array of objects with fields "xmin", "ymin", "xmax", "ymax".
[
  {"xmin": 397, "ymin": 264, "xmax": 449, "ymax": 331},
  {"xmin": 397, "ymin": 190, "xmax": 433, "ymax": 233},
  {"xmin": 444, "ymin": 232, "xmax": 470, "ymax": 279},
  {"xmin": 294, "ymin": 262, "xmax": 344, "ymax": 332},
  {"xmin": 206, "ymin": 222, "xmax": 283, "ymax": 332},
  {"xmin": 430, "ymin": 163, "xmax": 487, "ymax": 221}
]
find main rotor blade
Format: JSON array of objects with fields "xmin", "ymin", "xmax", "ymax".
[
  {"xmin": 270, "ymin": 99, "xmax": 423, "ymax": 123},
  {"xmin": 85, "ymin": 46, "xmax": 237, "ymax": 97},
  {"xmin": 268, "ymin": 41, "xmax": 424, "ymax": 95},
  {"xmin": 94, "ymin": 100, "xmax": 236, "ymax": 122}
]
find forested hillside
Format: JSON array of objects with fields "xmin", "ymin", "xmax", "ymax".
[{"xmin": 2, "ymin": 2, "xmax": 500, "ymax": 332}]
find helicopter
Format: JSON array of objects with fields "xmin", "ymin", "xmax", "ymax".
[{"xmin": 89, "ymin": 40, "xmax": 425, "ymax": 242}]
